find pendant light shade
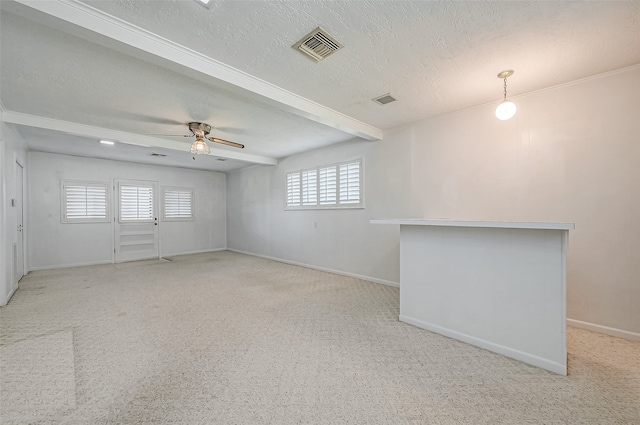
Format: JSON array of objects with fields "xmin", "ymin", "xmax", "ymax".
[
  {"xmin": 190, "ymin": 136, "xmax": 210, "ymax": 155},
  {"xmin": 496, "ymin": 99, "xmax": 517, "ymax": 120},
  {"xmin": 495, "ymin": 70, "xmax": 516, "ymax": 120}
]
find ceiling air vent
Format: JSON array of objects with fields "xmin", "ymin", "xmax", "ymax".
[
  {"xmin": 293, "ymin": 27, "xmax": 344, "ymax": 62},
  {"xmin": 151, "ymin": 153, "xmax": 167, "ymax": 157},
  {"xmin": 372, "ymin": 93, "xmax": 397, "ymax": 105}
]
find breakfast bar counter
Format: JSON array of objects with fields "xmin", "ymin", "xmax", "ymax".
[{"xmin": 371, "ymin": 219, "xmax": 575, "ymax": 375}]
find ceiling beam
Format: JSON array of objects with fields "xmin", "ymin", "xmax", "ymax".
[
  {"xmin": 14, "ymin": 0, "xmax": 383, "ymax": 142},
  {"xmin": 2, "ymin": 111, "xmax": 278, "ymax": 166}
]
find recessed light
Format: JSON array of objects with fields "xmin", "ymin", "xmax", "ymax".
[
  {"xmin": 100, "ymin": 140, "xmax": 115, "ymax": 145},
  {"xmin": 194, "ymin": 0, "xmax": 212, "ymax": 7}
]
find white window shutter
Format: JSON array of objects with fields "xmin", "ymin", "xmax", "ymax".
[
  {"xmin": 164, "ymin": 189, "xmax": 193, "ymax": 219},
  {"xmin": 285, "ymin": 159, "xmax": 362, "ymax": 210},
  {"xmin": 319, "ymin": 166, "xmax": 337, "ymax": 205},
  {"xmin": 339, "ymin": 161, "xmax": 361, "ymax": 204},
  {"xmin": 287, "ymin": 172, "xmax": 301, "ymax": 206},
  {"xmin": 301, "ymin": 170, "xmax": 318, "ymax": 206},
  {"xmin": 63, "ymin": 181, "xmax": 109, "ymax": 222},
  {"xmin": 120, "ymin": 185, "xmax": 154, "ymax": 221}
]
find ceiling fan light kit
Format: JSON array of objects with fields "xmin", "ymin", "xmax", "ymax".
[
  {"xmin": 496, "ymin": 69, "xmax": 516, "ymax": 120},
  {"xmin": 177, "ymin": 121, "xmax": 245, "ymax": 156},
  {"xmin": 190, "ymin": 136, "xmax": 211, "ymax": 155}
]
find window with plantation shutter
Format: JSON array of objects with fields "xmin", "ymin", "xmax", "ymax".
[
  {"xmin": 286, "ymin": 159, "xmax": 363, "ymax": 209},
  {"xmin": 119, "ymin": 184, "xmax": 154, "ymax": 221},
  {"xmin": 287, "ymin": 172, "xmax": 301, "ymax": 206},
  {"xmin": 339, "ymin": 161, "xmax": 361, "ymax": 204},
  {"xmin": 301, "ymin": 170, "xmax": 318, "ymax": 206},
  {"xmin": 319, "ymin": 165, "xmax": 337, "ymax": 205},
  {"xmin": 61, "ymin": 181, "xmax": 109, "ymax": 223},
  {"xmin": 163, "ymin": 187, "xmax": 194, "ymax": 221}
]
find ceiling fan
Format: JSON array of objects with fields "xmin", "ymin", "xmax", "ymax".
[{"xmin": 155, "ymin": 122, "xmax": 245, "ymax": 155}]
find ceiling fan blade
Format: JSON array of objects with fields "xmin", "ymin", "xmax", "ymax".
[{"xmin": 208, "ymin": 137, "xmax": 245, "ymax": 149}]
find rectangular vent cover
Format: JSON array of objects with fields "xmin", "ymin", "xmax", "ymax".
[
  {"xmin": 372, "ymin": 93, "xmax": 397, "ymax": 105},
  {"xmin": 151, "ymin": 153, "xmax": 167, "ymax": 157},
  {"xmin": 293, "ymin": 27, "xmax": 344, "ymax": 62}
]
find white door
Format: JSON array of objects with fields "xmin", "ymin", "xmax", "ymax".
[
  {"xmin": 15, "ymin": 161, "xmax": 24, "ymax": 284},
  {"xmin": 114, "ymin": 179, "xmax": 159, "ymax": 263}
]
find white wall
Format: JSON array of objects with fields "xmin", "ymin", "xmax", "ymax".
[
  {"xmin": 28, "ymin": 152, "xmax": 226, "ymax": 270},
  {"xmin": 227, "ymin": 131, "xmax": 413, "ymax": 286},
  {"xmin": 409, "ymin": 66, "xmax": 640, "ymax": 337},
  {"xmin": 227, "ymin": 66, "xmax": 640, "ymax": 337},
  {"xmin": 0, "ymin": 120, "xmax": 28, "ymax": 305}
]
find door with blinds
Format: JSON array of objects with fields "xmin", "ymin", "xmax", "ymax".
[{"xmin": 114, "ymin": 179, "xmax": 159, "ymax": 263}]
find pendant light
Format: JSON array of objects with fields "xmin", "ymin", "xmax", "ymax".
[
  {"xmin": 190, "ymin": 136, "xmax": 210, "ymax": 155},
  {"xmin": 495, "ymin": 70, "xmax": 516, "ymax": 120}
]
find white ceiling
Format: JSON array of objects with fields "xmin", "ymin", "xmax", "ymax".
[
  {"xmin": 18, "ymin": 126, "xmax": 248, "ymax": 172},
  {"xmin": 2, "ymin": 0, "xmax": 639, "ymax": 172}
]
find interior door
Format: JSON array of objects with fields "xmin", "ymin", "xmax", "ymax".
[
  {"xmin": 114, "ymin": 179, "xmax": 159, "ymax": 263},
  {"xmin": 15, "ymin": 161, "xmax": 24, "ymax": 284}
]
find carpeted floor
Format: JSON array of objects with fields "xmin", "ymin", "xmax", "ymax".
[{"xmin": 0, "ymin": 251, "xmax": 638, "ymax": 424}]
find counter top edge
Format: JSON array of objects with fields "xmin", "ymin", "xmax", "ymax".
[{"xmin": 370, "ymin": 219, "xmax": 575, "ymax": 230}]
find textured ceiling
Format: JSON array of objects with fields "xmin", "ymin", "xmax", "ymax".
[
  {"xmin": 0, "ymin": 7, "xmax": 353, "ymax": 160},
  {"xmin": 83, "ymin": 0, "xmax": 640, "ymax": 129},
  {"xmin": 1, "ymin": 0, "xmax": 639, "ymax": 172}
]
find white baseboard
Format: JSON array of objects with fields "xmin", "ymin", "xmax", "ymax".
[
  {"xmin": 0, "ymin": 285, "xmax": 19, "ymax": 307},
  {"xmin": 567, "ymin": 318, "xmax": 640, "ymax": 342},
  {"xmin": 400, "ymin": 315, "xmax": 567, "ymax": 375},
  {"xmin": 161, "ymin": 248, "xmax": 227, "ymax": 257},
  {"xmin": 227, "ymin": 248, "xmax": 400, "ymax": 288},
  {"xmin": 28, "ymin": 248, "xmax": 229, "ymax": 271},
  {"xmin": 29, "ymin": 259, "xmax": 114, "ymax": 271},
  {"xmin": 6, "ymin": 285, "xmax": 18, "ymax": 303}
]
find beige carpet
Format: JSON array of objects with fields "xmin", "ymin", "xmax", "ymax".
[{"xmin": 0, "ymin": 251, "xmax": 638, "ymax": 424}]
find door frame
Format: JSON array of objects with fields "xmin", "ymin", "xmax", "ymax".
[{"xmin": 14, "ymin": 158, "xmax": 25, "ymax": 284}]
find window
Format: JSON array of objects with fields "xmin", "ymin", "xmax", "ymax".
[
  {"xmin": 61, "ymin": 180, "xmax": 109, "ymax": 223},
  {"xmin": 163, "ymin": 187, "xmax": 194, "ymax": 221},
  {"xmin": 120, "ymin": 184, "xmax": 154, "ymax": 221},
  {"xmin": 286, "ymin": 159, "xmax": 363, "ymax": 209},
  {"xmin": 287, "ymin": 173, "xmax": 301, "ymax": 206},
  {"xmin": 318, "ymin": 165, "xmax": 337, "ymax": 205},
  {"xmin": 301, "ymin": 170, "xmax": 318, "ymax": 206},
  {"xmin": 339, "ymin": 161, "xmax": 361, "ymax": 204}
]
